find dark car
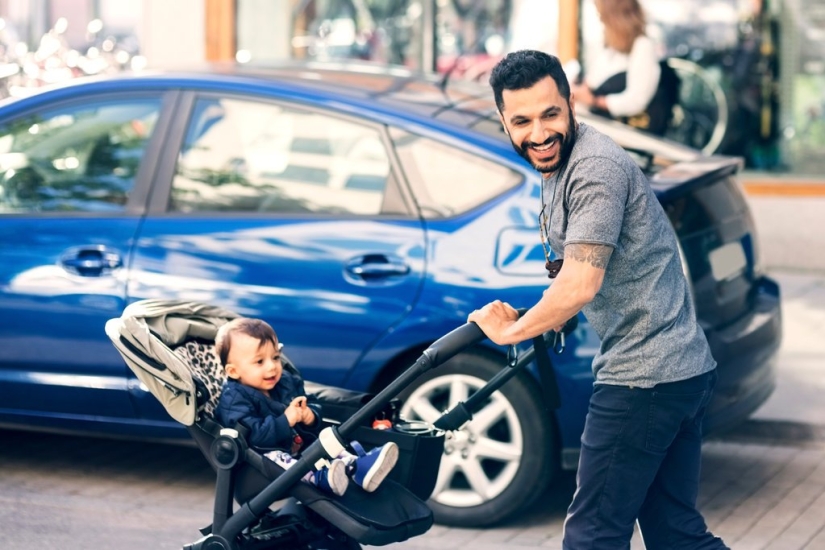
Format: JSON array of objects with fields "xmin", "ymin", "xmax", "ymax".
[{"xmin": 0, "ymin": 62, "xmax": 781, "ymax": 527}]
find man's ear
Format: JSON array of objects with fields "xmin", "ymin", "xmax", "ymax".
[
  {"xmin": 225, "ymin": 363, "xmax": 239, "ymax": 380},
  {"xmin": 497, "ymin": 110, "xmax": 510, "ymax": 136}
]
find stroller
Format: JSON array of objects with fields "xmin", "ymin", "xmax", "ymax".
[{"xmin": 105, "ymin": 299, "xmax": 562, "ymax": 549}]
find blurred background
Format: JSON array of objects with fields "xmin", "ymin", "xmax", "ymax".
[{"xmin": 0, "ymin": 0, "xmax": 821, "ymax": 175}]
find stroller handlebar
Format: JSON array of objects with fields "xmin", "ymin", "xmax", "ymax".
[
  {"xmin": 423, "ymin": 321, "xmax": 485, "ymax": 367},
  {"xmin": 425, "ymin": 307, "xmax": 529, "ymax": 368}
]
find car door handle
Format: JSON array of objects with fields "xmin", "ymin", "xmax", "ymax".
[
  {"xmin": 59, "ymin": 246, "xmax": 123, "ymax": 276},
  {"xmin": 345, "ymin": 254, "xmax": 410, "ymax": 278}
]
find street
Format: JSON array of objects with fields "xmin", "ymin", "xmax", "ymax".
[{"xmin": 1, "ymin": 270, "xmax": 824, "ymax": 550}]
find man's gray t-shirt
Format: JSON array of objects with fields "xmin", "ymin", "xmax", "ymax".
[{"xmin": 542, "ymin": 123, "xmax": 715, "ymax": 387}]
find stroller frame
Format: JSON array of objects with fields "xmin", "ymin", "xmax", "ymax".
[{"xmin": 107, "ymin": 300, "xmax": 556, "ymax": 550}]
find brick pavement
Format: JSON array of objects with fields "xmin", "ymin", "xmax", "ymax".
[
  {"xmin": 2, "ymin": 428, "xmax": 823, "ymax": 549},
  {"xmin": 385, "ymin": 438, "xmax": 825, "ymax": 550}
]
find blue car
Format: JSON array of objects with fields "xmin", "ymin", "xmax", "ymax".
[{"xmin": 0, "ymin": 63, "xmax": 781, "ymax": 527}]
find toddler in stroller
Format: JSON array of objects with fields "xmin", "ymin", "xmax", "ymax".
[
  {"xmin": 211, "ymin": 316, "xmax": 400, "ymax": 496},
  {"xmin": 105, "ymin": 299, "xmax": 446, "ymax": 550}
]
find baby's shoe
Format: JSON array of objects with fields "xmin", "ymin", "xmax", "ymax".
[
  {"xmin": 349, "ymin": 441, "xmax": 399, "ymax": 492},
  {"xmin": 313, "ymin": 458, "xmax": 349, "ymax": 496}
]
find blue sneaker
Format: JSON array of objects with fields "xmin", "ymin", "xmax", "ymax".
[
  {"xmin": 349, "ymin": 441, "xmax": 399, "ymax": 493},
  {"xmin": 313, "ymin": 458, "xmax": 349, "ymax": 496}
]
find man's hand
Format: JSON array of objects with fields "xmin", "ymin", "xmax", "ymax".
[{"xmin": 467, "ymin": 300, "xmax": 520, "ymax": 345}]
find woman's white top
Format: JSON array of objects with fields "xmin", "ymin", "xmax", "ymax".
[{"xmin": 584, "ymin": 35, "xmax": 661, "ymax": 118}]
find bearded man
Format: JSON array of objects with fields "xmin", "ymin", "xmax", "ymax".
[{"xmin": 469, "ymin": 50, "xmax": 729, "ymax": 550}]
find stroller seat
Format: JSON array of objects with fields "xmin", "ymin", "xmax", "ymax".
[{"xmin": 106, "ymin": 300, "xmax": 434, "ymax": 549}]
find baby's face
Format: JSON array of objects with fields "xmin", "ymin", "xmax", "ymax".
[{"xmin": 225, "ymin": 333, "xmax": 282, "ymax": 394}]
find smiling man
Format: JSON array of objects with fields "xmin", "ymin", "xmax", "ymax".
[{"xmin": 468, "ymin": 50, "xmax": 728, "ymax": 549}]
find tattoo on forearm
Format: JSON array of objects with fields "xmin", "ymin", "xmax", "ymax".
[{"xmin": 566, "ymin": 244, "xmax": 612, "ymax": 270}]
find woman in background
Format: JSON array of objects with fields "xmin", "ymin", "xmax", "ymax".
[{"xmin": 573, "ymin": 0, "xmax": 665, "ymax": 132}]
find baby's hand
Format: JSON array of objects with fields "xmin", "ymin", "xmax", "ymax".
[
  {"xmin": 291, "ymin": 396, "xmax": 316, "ymax": 425},
  {"xmin": 284, "ymin": 402, "xmax": 303, "ymax": 427},
  {"xmin": 301, "ymin": 405, "xmax": 316, "ymax": 425}
]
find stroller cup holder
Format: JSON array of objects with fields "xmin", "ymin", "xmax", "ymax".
[{"xmin": 394, "ymin": 421, "xmax": 437, "ymax": 435}]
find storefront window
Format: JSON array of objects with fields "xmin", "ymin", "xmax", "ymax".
[
  {"xmin": 286, "ymin": 0, "xmax": 425, "ymax": 68},
  {"xmin": 281, "ymin": 0, "xmax": 515, "ymax": 74},
  {"xmin": 781, "ymin": 0, "xmax": 825, "ymax": 175},
  {"xmin": 581, "ymin": 0, "xmax": 781, "ymax": 167}
]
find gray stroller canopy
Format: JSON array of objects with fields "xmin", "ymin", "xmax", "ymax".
[{"xmin": 105, "ymin": 299, "xmax": 239, "ymax": 426}]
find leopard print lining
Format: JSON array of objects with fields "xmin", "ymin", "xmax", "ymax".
[{"xmin": 173, "ymin": 340, "xmax": 225, "ymax": 419}]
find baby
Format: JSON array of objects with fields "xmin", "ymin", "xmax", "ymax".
[{"xmin": 214, "ymin": 317, "xmax": 398, "ymax": 496}]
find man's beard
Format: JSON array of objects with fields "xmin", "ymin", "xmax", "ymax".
[{"xmin": 510, "ymin": 110, "xmax": 577, "ymax": 175}]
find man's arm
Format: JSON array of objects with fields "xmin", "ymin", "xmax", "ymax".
[{"xmin": 469, "ymin": 243, "xmax": 612, "ymax": 345}]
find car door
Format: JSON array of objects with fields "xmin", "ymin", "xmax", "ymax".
[
  {"xmin": 0, "ymin": 92, "xmax": 170, "ymax": 426},
  {"xmin": 127, "ymin": 92, "xmax": 426, "ymax": 419}
]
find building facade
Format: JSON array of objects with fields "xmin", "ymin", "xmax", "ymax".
[{"xmin": 1, "ymin": 0, "xmax": 822, "ymax": 176}]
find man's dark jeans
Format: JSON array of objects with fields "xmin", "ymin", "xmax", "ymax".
[{"xmin": 562, "ymin": 370, "xmax": 729, "ymax": 550}]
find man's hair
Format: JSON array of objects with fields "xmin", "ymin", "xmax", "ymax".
[
  {"xmin": 489, "ymin": 50, "xmax": 571, "ymax": 113},
  {"xmin": 215, "ymin": 317, "xmax": 278, "ymax": 367}
]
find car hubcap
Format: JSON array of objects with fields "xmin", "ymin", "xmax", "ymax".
[{"xmin": 400, "ymin": 373, "xmax": 523, "ymax": 507}]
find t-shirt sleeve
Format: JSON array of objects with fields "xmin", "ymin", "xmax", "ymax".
[{"xmin": 563, "ymin": 157, "xmax": 629, "ymax": 249}]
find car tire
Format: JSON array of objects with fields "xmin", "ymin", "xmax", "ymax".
[{"xmin": 397, "ymin": 350, "xmax": 557, "ymax": 527}]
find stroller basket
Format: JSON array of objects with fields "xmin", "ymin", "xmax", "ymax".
[
  {"xmin": 304, "ymin": 382, "xmax": 444, "ymax": 502},
  {"xmin": 352, "ymin": 424, "xmax": 443, "ymax": 501},
  {"xmin": 105, "ymin": 299, "xmax": 446, "ymax": 550}
]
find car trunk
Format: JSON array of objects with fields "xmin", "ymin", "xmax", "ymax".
[
  {"xmin": 649, "ymin": 157, "xmax": 757, "ymax": 332},
  {"xmin": 647, "ymin": 156, "xmax": 782, "ymax": 435}
]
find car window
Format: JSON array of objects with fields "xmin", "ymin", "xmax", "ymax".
[
  {"xmin": 171, "ymin": 97, "xmax": 398, "ymax": 215},
  {"xmin": 390, "ymin": 127, "xmax": 523, "ymax": 218},
  {"xmin": 0, "ymin": 98, "xmax": 162, "ymax": 213}
]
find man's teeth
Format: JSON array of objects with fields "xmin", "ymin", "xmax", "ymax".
[{"xmin": 533, "ymin": 140, "xmax": 557, "ymax": 151}]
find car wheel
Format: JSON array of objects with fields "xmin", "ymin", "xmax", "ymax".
[{"xmin": 397, "ymin": 350, "xmax": 557, "ymax": 527}]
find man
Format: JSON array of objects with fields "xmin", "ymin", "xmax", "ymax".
[{"xmin": 468, "ymin": 50, "xmax": 728, "ymax": 549}]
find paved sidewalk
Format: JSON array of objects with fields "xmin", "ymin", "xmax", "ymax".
[
  {"xmin": 388, "ymin": 439, "xmax": 825, "ymax": 550},
  {"xmin": 747, "ymin": 194, "xmax": 825, "ymax": 274}
]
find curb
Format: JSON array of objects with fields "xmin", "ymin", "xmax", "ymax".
[{"xmin": 742, "ymin": 177, "xmax": 825, "ymax": 197}]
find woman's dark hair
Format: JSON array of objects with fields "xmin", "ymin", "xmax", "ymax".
[
  {"xmin": 215, "ymin": 317, "xmax": 278, "ymax": 367},
  {"xmin": 489, "ymin": 50, "xmax": 571, "ymax": 112}
]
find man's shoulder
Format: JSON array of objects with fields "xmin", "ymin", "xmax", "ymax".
[
  {"xmin": 569, "ymin": 123, "xmax": 637, "ymax": 175},
  {"xmin": 574, "ymin": 123, "xmax": 623, "ymax": 154}
]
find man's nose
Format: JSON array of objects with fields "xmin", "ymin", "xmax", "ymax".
[{"xmin": 530, "ymin": 119, "xmax": 548, "ymax": 145}]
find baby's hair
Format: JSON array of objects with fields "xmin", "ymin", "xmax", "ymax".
[{"xmin": 215, "ymin": 317, "xmax": 278, "ymax": 367}]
